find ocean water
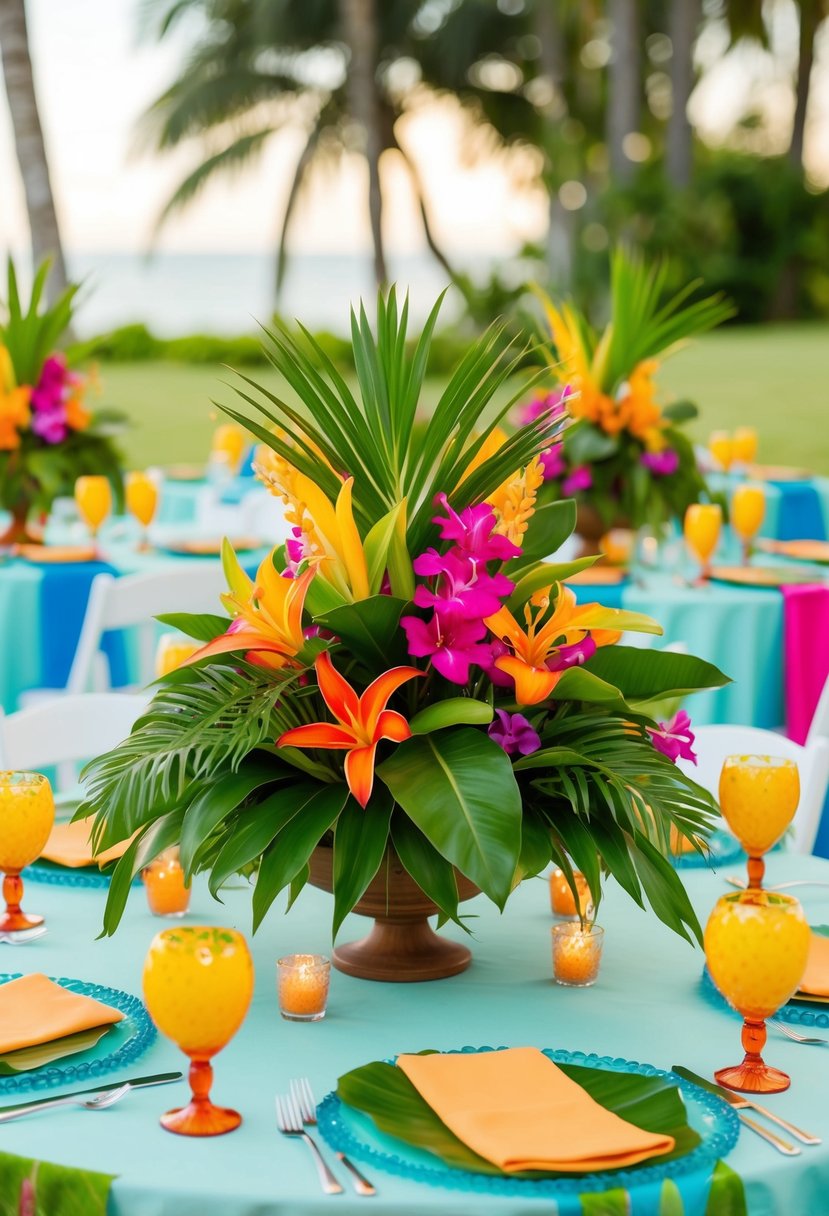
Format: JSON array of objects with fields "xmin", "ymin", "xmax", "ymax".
[{"xmin": 65, "ymin": 251, "xmax": 491, "ymax": 338}]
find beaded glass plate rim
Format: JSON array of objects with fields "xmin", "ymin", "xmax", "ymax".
[
  {"xmin": 26, "ymin": 860, "xmax": 142, "ymax": 890},
  {"xmin": 0, "ymin": 973, "xmax": 156, "ymax": 1095},
  {"xmin": 701, "ymin": 965, "xmax": 829, "ymax": 1028},
  {"xmin": 317, "ymin": 1045, "xmax": 740, "ymax": 1198}
]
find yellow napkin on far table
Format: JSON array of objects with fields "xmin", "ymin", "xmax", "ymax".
[
  {"xmin": 396, "ymin": 1047, "xmax": 675, "ymax": 1173},
  {"xmin": 39, "ymin": 817, "xmax": 134, "ymax": 869},
  {"xmin": 798, "ymin": 932, "xmax": 829, "ymax": 997},
  {"xmin": 0, "ymin": 974, "xmax": 124, "ymax": 1054}
]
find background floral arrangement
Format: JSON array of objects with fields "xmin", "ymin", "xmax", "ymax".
[
  {"xmin": 529, "ymin": 250, "xmax": 734, "ymax": 535},
  {"xmin": 81, "ymin": 292, "xmax": 728, "ymax": 945},
  {"xmin": 0, "ymin": 259, "xmax": 124, "ymax": 541}
]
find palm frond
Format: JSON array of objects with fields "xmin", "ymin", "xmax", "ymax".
[{"xmin": 154, "ymin": 129, "xmax": 274, "ymax": 229}]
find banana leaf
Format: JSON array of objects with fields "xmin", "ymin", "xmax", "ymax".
[
  {"xmin": 336, "ymin": 1056, "xmax": 701, "ymax": 1180},
  {"xmin": 0, "ymin": 1025, "xmax": 112, "ymax": 1075}
]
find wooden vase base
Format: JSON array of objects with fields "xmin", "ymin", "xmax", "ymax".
[{"xmin": 332, "ymin": 916, "xmax": 471, "ymax": 982}]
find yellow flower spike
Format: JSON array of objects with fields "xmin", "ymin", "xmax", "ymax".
[
  {"xmin": 334, "ymin": 477, "xmax": 370, "ymax": 601},
  {"xmin": 460, "ymin": 426, "xmax": 509, "ymax": 485},
  {"xmin": 489, "ymin": 456, "xmax": 544, "ymax": 547}
]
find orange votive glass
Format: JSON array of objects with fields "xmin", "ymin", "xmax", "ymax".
[
  {"xmin": 552, "ymin": 923, "xmax": 605, "ymax": 987},
  {"xmin": 277, "ymin": 954, "xmax": 330, "ymax": 1022},
  {"xmin": 549, "ymin": 869, "xmax": 592, "ymax": 920},
  {"xmin": 143, "ymin": 849, "xmax": 191, "ymax": 917}
]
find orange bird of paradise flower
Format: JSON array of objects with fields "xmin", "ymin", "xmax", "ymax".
[{"xmin": 277, "ymin": 650, "xmax": 423, "ymax": 807}]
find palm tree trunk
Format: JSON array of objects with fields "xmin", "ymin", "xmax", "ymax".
[
  {"xmin": 788, "ymin": 0, "xmax": 819, "ymax": 169},
  {"xmin": 666, "ymin": 0, "xmax": 700, "ymax": 189},
  {"xmin": 606, "ymin": 0, "xmax": 640, "ymax": 184},
  {"xmin": 0, "ymin": 0, "xmax": 69, "ymax": 297},
  {"xmin": 339, "ymin": 0, "xmax": 387, "ymax": 289}
]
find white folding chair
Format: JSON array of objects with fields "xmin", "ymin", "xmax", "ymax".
[
  {"xmin": 677, "ymin": 723, "xmax": 829, "ymax": 856},
  {"xmin": 0, "ymin": 692, "xmax": 150, "ymax": 792},
  {"xmin": 806, "ymin": 670, "xmax": 829, "ymax": 746}
]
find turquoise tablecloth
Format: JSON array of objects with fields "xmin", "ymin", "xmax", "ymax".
[{"xmin": 3, "ymin": 854, "xmax": 829, "ymax": 1214}]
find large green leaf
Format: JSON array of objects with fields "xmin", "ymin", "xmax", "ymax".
[
  {"xmin": 705, "ymin": 1161, "xmax": 748, "ymax": 1216},
  {"xmin": 332, "ymin": 788, "xmax": 393, "ymax": 938},
  {"xmin": 101, "ymin": 809, "xmax": 186, "ymax": 937},
  {"xmin": 511, "ymin": 500, "xmax": 576, "ymax": 567},
  {"xmin": 550, "ymin": 668, "xmax": 629, "ymax": 709},
  {"xmin": 391, "ymin": 813, "xmax": 461, "ymax": 926},
  {"xmin": 179, "ymin": 759, "xmax": 283, "ymax": 875},
  {"xmin": 409, "ymin": 698, "xmax": 493, "ymax": 735},
  {"xmin": 208, "ymin": 782, "xmax": 319, "ymax": 897},
  {"xmin": 316, "ymin": 597, "xmax": 410, "ymax": 671},
  {"xmin": 251, "ymin": 783, "xmax": 349, "ymax": 929},
  {"xmin": 507, "ymin": 556, "xmax": 600, "ymax": 609},
  {"xmin": 337, "ymin": 1056, "xmax": 700, "ymax": 1179},
  {"xmin": 586, "ymin": 647, "xmax": 730, "ymax": 705},
  {"xmin": 377, "ymin": 727, "xmax": 521, "ymax": 908}
]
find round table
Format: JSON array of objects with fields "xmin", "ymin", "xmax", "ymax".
[{"xmin": 3, "ymin": 853, "xmax": 829, "ymax": 1215}]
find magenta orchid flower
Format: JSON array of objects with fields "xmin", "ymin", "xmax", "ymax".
[
  {"xmin": 488, "ymin": 709, "xmax": 541, "ymax": 757},
  {"xmin": 517, "ymin": 386, "xmax": 569, "ymax": 428},
  {"xmin": 413, "ymin": 550, "xmax": 514, "ymax": 618},
  {"xmin": 641, "ymin": 449, "xmax": 680, "ymax": 477},
  {"xmin": 648, "ymin": 710, "xmax": 697, "ymax": 764},
  {"xmin": 401, "ymin": 611, "xmax": 493, "ymax": 684},
  {"xmin": 539, "ymin": 442, "xmax": 566, "ymax": 482},
  {"xmin": 562, "ymin": 465, "xmax": 593, "ymax": 496},
  {"xmin": 431, "ymin": 494, "xmax": 522, "ymax": 563}
]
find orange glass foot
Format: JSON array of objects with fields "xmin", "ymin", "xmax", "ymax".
[
  {"xmin": 0, "ymin": 910, "xmax": 43, "ymax": 932},
  {"xmin": 715, "ymin": 1060, "xmax": 790, "ymax": 1094},
  {"xmin": 160, "ymin": 1100, "xmax": 241, "ymax": 1136}
]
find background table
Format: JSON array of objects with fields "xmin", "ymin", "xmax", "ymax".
[
  {"xmin": 4, "ymin": 853, "xmax": 829, "ymax": 1215},
  {"xmin": 710, "ymin": 473, "xmax": 829, "ymax": 543}
]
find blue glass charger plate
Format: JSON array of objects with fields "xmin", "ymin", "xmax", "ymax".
[
  {"xmin": 317, "ymin": 1046, "xmax": 739, "ymax": 1199},
  {"xmin": 670, "ymin": 829, "xmax": 743, "ymax": 871},
  {"xmin": 0, "ymin": 973, "xmax": 156, "ymax": 1096},
  {"xmin": 26, "ymin": 860, "xmax": 142, "ymax": 890},
  {"xmin": 701, "ymin": 962, "xmax": 829, "ymax": 1029}
]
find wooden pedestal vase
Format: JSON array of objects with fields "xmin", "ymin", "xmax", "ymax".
[{"xmin": 308, "ymin": 846, "xmax": 479, "ymax": 983}]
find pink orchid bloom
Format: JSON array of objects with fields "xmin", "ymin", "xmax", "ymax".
[
  {"xmin": 401, "ymin": 610, "xmax": 493, "ymax": 685},
  {"xmin": 648, "ymin": 710, "xmax": 697, "ymax": 764},
  {"xmin": 413, "ymin": 550, "xmax": 514, "ymax": 619},
  {"xmin": 487, "ymin": 709, "xmax": 541, "ymax": 757},
  {"xmin": 431, "ymin": 494, "xmax": 522, "ymax": 563}
]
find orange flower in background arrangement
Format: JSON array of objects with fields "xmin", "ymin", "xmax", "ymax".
[
  {"xmin": 277, "ymin": 650, "xmax": 423, "ymax": 807},
  {"xmin": 0, "ymin": 346, "xmax": 30, "ymax": 450},
  {"xmin": 65, "ymin": 388, "xmax": 91, "ymax": 431},
  {"xmin": 623, "ymin": 359, "xmax": 663, "ymax": 439}
]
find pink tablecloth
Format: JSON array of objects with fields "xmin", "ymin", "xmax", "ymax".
[{"xmin": 782, "ymin": 584, "xmax": 829, "ymax": 743}]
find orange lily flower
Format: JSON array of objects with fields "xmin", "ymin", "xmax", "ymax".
[
  {"xmin": 183, "ymin": 553, "xmax": 315, "ymax": 670},
  {"xmin": 485, "ymin": 584, "xmax": 639, "ymax": 705},
  {"xmin": 277, "ymin": 651, "xmax": 422, "ymax": 807}
]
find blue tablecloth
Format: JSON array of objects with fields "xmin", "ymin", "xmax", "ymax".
[
  {"xmin": 3, "ymin": 854, "xmax": 829, "ymax": 1214},
  {"xmin": 709, "ymin": 473, "xmax": 829, "ymax": 542}
]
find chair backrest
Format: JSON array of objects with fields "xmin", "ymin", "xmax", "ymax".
[
  {"xmin": 0, "ymin": 692, "xmax": 150, "ymax": 789},
  {"xmin": 66, "ymin": 564, "xmax": 226, "ymax": 693},
  {"xmin": 807, "ymin": 669, "xmax": 829, "ymax": 746},
  {"xmin": 677, "ymin": 723, "xmax": 829, "ymax": 855}
]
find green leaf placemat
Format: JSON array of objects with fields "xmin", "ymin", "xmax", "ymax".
[
  {"xmin": 337, "ymin": 1056, "xmax": 701, "ymax": 1180},
  {"xmin": 0, "ymin": 1025, "xmax": 112, "ymax": 1075},
  {"xmin": 0, "ymin": 1150, "xmax": 113, "ymax": 1216}
]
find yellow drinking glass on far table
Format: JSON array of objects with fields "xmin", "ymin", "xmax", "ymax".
[
  {"xmin": 719, "ymin": 755, "xmax": 799, "ymax": 890},
  {"xmin": 709, "ymin": 431, "xmax": 734, "ymax": 472},
  {"xmin": 211, "ymin": 425, "xmax": 247, "ymax": 473},
  {"xmin": 731, "ymin": 485, "xmax": 765, "ymax": 564},
  {"xmin": 74, "ymin": 475, "xmax": 112, "ymax": 544},
  {"xmin": 155, "ymin": 633, "xmax": 200, "ymax": 677},
  {"xmin": 0, "ymin": 772, "xmax": 55, "ymax": 931},
  {"xmin": 705, "ymin": 891, "xmax": 809, "ymax": 1093},
  {"xmin": 732, "ymin": 426, "xmax": 758, "ymax": 466},
  {"xmin": 126, "ymin": 470, "xmax": 159, "ymax": 550},
  {"xmin": 143, "ymin": 925, "xmax": 254, "ymax": 1136},
  {"xmin": 683, "ymin": 503, "xmax": 722, "ymax": 582}
]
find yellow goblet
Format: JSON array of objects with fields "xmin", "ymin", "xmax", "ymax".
[
  {"xmin": 211, "ymin": 425, "xmax": 247, "ymax": 473},
  {"xmin": 732, "ymin": 427, "xmax": 758, "ymax": 466},
  {"xmin": 155, "ymin": 633, "xmax": 200, "ymax": 677},
  {"xmin": 74, "ymin": 475, "xmax": 112, "ymax": 543},
  {"xmin": 683, "ymin": 503, "xmax": 722, "ymax": 582},
  {"xmin": 705, "ymin": 891, "xmax": 809, "ymax": 1092},
  {"xmin": 731, "ymin": 485, "xmax": 765, "ymax": 564},
  {"xmin": 143, "ymin": 925, "xmax": 254, "ymax": 1136},
  {"xmin": 0, "ymin": 772, "xmax": 54, "ymax": 931},
  {"xmin": 125, "ymin": 471, "xmax": 159, "ymax": 550},
  {"xmin": 719, "ymin": 755, "xmax": 799, "ymax": 890},
  {"xmin": 709, "ymin": 431, "xmax": 734, "ymax": 472}
]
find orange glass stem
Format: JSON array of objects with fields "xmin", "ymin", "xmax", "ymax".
[
  {"xmin": 747, "ymin": 855, "xmax": 765, "ymax": 890},
  {"xmin": 160, "ymin": 1056, "xmax": 242, "ymax": 1137},
  {"xmin": 0, "ymin": 873, "xmax": 43, "ymax": 933},
  {"xmin": 715, "ymin": 1018, "xmax": 791, "ymax": 1094}
]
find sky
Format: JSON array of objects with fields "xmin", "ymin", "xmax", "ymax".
[{"xmin": 0, "ymin": 0, "xmax": 827, "ymax": 258}]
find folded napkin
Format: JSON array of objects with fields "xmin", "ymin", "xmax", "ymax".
[
  {"xmin": 0, "ymin": 974, "xmax": 123, "ymax": 1054},
  {"xmin": 396, "ymin": 1047, "xmax": 675, "ymax": 1173},
  {"xmin": 798, "ymin": 932, "xmax": 829, "ymax": 996},
  {"xmin": 40, "ymin": 817, "xmax": 133, "ymax": 869}
]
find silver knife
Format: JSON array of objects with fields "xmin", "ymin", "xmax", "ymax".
[
  {"xmin": 673, "ymin": 1065, "xmax": 818, "ymax": 1151},
  {"xmin": 0, "ymin": 1071, "xmax": 182, "ymax": 1118}
]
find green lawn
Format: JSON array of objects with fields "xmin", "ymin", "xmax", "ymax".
[{"xmin": 100, "ymin": 324, "xmax": 828, "ymax": 473}]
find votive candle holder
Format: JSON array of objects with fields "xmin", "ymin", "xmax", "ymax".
[
  {"xmin": 277, "ymin": 954, "xmax": 330, "ymax": 1022},
  {"xmin": 552, "ymin": 923, "xmax": 605, "ymax": 987},
  {"xmin": 549, "ymin": 868, "xmax": 592, "ymax": 920},
  {"xmin": 143, "ymin": 848, "xmax": 191, "ymax": 918}
]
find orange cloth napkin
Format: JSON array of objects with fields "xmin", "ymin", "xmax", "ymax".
[
  {"xmin": 40, "ymin": 817, "xmax": 133, "ymax": 869},
  {"xmin": 396, "ymin": 1047, "xmax": 675, "ymax": 1173},
  {"xmin": 798, "ymin": 932, "xmax": 829, "ymax": 996},
  {"xmin": 0, "ymin": 974, "xmax": 124, "ymax": 1054}
]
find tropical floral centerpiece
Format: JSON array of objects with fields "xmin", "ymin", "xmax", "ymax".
[
  {"xmin": 0, "ymin": 260, "xmax": 124, "ymax": 543},
  {"xmin": 527, "ymin": 250, "xmax": 734, "ymax": 541},
  {"xmin": 81, "ymin": 293, "xmax": 727, "ymax": 980}
]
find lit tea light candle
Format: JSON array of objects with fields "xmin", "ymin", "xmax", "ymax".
[
  {"xmin": 143, "ymin": 848, "xmax": 191, "ymax": 918},
  {"xmin": 552, "ymin": 923, "xmax": 604, "ymax": 988},
  {"xmin": 277, "ymin": 954, "xmax": 331, "ymax": 1022},
  {"xmin": 549, "ymin": 869, "xmax": 592, "ymax": 920}
]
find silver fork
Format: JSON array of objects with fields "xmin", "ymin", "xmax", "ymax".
[
  {"xmin": 0, "ymin": 1082, "xmax": 131, "ymax": 1123},
  {"xmin": 725, "ymin": 875, "xmax": 829, "ymax": 891},
  {"xmin": 276, "ymin": 1093, "xmax": 343, "ymax": 1194},
  {"xmin": 0, "ymin": 927, "xmax": 47, "ymax": 945},
  {"xmin": 770, "ymin": 1019, "xmax": 829, "ymax": 1046},
  {"xmin": 291, "ymin": 1077, "xmax": 376, "ymax": 1197}
]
